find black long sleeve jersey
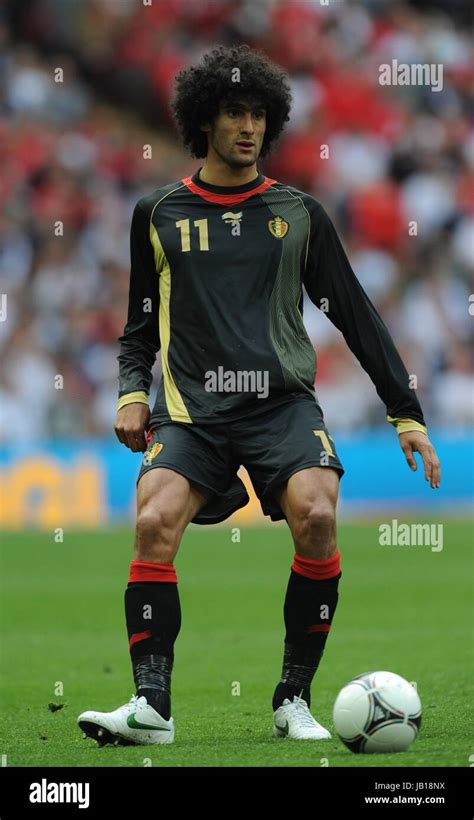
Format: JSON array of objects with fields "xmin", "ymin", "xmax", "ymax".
[{"xmin": 117, "ymin": 168, "xmax": 427, "ymax": 436}]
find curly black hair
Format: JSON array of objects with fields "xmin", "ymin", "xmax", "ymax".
[{"xmin": 172, "ymin": 44, "xmax": 292, "ymax": 158}]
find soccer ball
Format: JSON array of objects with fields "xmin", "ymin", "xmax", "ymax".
[{"xmin": 333, "ymin": 671, "xmax": 422, "ymax": 753}]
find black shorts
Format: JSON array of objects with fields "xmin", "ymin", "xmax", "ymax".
[{"xmin": 136, "ymin": 396, "xmax": 344, "ymax": 525}]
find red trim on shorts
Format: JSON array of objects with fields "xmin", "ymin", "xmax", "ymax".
[
  {"xmin": 291, "ymin": 550, "xmax": 341, "ymax": 580},
  {"xmin": 129, "ymin": 629, "xmax": 152, "ymax": 649},
  {"xmin": 129, "ymin": 560, "xmax": 178, "ymax": 583}
]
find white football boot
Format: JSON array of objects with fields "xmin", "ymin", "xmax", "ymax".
[
  {"xmin": 273, "ymin": 694, "xmax": 331, "ymax": 740},
  {"xmin": 78, "ymin": 694, "xmax": 174, "ymax": 746}
]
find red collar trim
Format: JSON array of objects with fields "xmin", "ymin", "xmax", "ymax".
[{"xmin": 181, "ymin": 175, "xmax": 276, "ymax": 204}]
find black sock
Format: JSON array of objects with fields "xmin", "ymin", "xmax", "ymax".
[
  {"xmin": 125, "ymin": 579, "xmax": 181, "ymax": 720},
  {"xmin": 272, "ymin": 562, "xmax": 341, "ymax": 711},
  {"xmin": 133, "ymin": 655, "xmax": 174, "ymax": 720}
]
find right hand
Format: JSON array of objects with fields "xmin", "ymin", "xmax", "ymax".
[{"xmin": 114, "ymin": 403, "xmax": 150, "ymax": 452}]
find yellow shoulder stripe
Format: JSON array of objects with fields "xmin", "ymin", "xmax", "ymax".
[{"xmin": 150, "ymin": 222, "xmax": 192, "ymax": 423}]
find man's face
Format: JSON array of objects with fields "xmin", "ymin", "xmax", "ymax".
[{"xmin": 202, "ymin": 100, "xmax": 266, "ymax": 168}]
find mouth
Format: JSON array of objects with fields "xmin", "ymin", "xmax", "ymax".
[{"xmin": 236, "ymin": 141, "xmax": 255, "ymax": 152}]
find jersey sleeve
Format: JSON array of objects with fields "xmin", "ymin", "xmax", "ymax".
[
  {"xmin": 303, "ymin": 202, "xmax": 427, "ymax": 435},
  {"xmin": 117, "ymin": 200, "xmax": 161, "ymax": 410}
]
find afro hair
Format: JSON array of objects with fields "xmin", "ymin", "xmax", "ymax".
[{"xmin": 172, "ymin": 44, "xmax": 292, "ymax": 159}]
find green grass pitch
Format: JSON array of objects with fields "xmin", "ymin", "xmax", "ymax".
[{"xmin": 0, "ymin": 521, "xmax": 472, "ymax": 767}]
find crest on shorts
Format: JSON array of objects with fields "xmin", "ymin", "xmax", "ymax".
[
  {"xmin": 268, "ymin": 216, "xmax": 289, "ymax": 238},
  {"xmin": 143, "ymin": 441, "xmax": 163, "ymax": 466}
]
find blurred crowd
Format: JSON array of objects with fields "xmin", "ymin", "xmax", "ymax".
[{"xmin": 1, "ymin": 0, "xmax": 473, "ymax": 442}]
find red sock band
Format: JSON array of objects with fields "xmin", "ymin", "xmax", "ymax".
[
  {"xmin": 291, "ymin": 550, "xmax": 341, "ymax": 581},
  {"xmin": 128, "ymin": 560, "xmax": 178, "ymax": 583},
  {"xmin": 129, "ymin": 630, "xmax": 152, "ymax": 649},
  {"xmin": 307, "ymin": 623, "xmax": 331, "ymax": 634}
]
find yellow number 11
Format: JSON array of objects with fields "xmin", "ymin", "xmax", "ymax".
[{"xmin": 175, "ymin": 218, "xmax": 209, "ymax": 252}]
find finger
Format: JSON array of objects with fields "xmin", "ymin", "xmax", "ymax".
[
  {"xmin": 114, "ymin": 426, "xmax": 127, "ymax": 446},
  {"xmin": 134, "ymin": 429, "xmax": 148, "ymax": 453},
  {"xmin": 126, "ymin": 431, "xmax": 143, "ymax": 453},
  {"xmin": 430, "ymin": 453, "xmax": 441, "ymax": 489},
  {"xmin": 402, "ymin": 445, "xmax": 417, "ymax": 471},
  {"xmin": 418, "ymin": 444, "xmax": 433, "ymax": 483}
]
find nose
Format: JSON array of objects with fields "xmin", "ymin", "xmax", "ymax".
[{"xmin": 240, "ymin": 111, "xmax": 255, "ymax": 134}]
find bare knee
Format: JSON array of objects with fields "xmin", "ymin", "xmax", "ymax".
[
  {"xmin": 292, "ymin": 501, "xmax": 337, "ymax": 559},
  {"xmin": 306, "ymin": 503, "xmax": 336, "ymax": 533},
  {"xmin": 134, "ymin": 504, "xmax": 182, "ymax": 562}
]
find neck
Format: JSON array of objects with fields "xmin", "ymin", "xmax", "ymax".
[{"xmin": 198, "ymin": 156, "xmax": 259, "ymax": 187}]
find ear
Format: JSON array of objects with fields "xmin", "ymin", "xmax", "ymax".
[{"xmin": 200, "ymin": 123, "xmax": 211, "ymax": 133}]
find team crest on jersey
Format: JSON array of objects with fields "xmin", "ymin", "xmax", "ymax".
[
  {"xmin": 221, "ymin": 211, "xmax": 243, "ymax": 224},
  {"xmin": 268, "ymin": 216, "xmax": 289, "ymax": 238},
  {"xmin": 143, "ymin": 441, "xmax": 163, "ymax": 466}
]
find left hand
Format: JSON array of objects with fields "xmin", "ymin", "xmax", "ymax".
[{"xmin": 399, "ymin": 431, "xmax": 441, "ymax": 489}]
